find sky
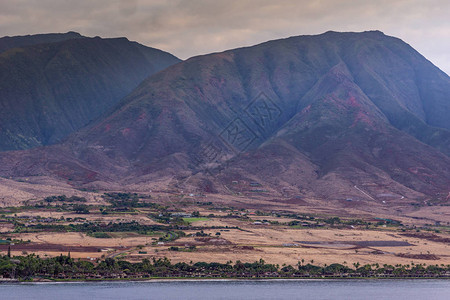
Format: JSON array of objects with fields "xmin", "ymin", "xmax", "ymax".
[{"xmin": 1, "ymin": 0, "xmax": 449, "ymax": 74}]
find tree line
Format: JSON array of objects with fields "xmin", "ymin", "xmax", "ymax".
[{"xmin": 0, "ymin": 254, "xmax": 449, "ymax": 281}]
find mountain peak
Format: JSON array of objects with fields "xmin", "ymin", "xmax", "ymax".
[
  {"xmin": 0, "ymin": 31, "xmax": 84, "ymax": 53},
  {"xmin": 318, "ymin": 30, "xmax": 386, "ymax": 37}
]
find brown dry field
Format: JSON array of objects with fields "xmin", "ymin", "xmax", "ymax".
[
  {"xmin": 13, "ymin": 210, "xmax": 160, "ymax": 225},
  {"xmin": 2, "ymin": 214, "xmax": 449, "ymax": 267},
  {"xmin": 1, "ymin": 178, "xmax": 449, "ymax": 267},
  {"xmin": 0, "ymin": 177, "xmax": 102, "ymax": 207},
  {"xmin": 1, "ymin": 176, "xmax": 448, "ymax": 225}
]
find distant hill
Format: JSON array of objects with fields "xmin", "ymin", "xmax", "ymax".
[
  {"xmin": 0, "ymin": 31, "xmax": 448, "ymax": 203},
  {"xmin": 0, "ymin": 33, "xmax": 181, "ymax": 150}
]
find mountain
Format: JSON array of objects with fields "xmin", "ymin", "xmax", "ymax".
[
  {"xmin": 0, "ymin": 31, "xmax": 449, "ymax": 204},
  {"xmin": 0, "ymin": 33, "xmax": 181, "ymax": 150},
  {"xmin": 0, "ymin": 32, "xmax": 83, "ymax": 53}
]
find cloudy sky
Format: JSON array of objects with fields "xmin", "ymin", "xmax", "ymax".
[{"xmin": 1, "ymin": 0, "xmax": 449, "ymax": 74}]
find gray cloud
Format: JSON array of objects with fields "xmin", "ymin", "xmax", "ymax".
[{"xmin": 0, "ymin": 0, "xmax": 449, "ymax": 74}]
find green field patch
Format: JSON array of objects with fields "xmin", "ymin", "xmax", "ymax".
[
  {"xmin": 182, "ymin": 217, "xmax": 209, "ymax": 224},
  {"xmin": 107, "ymin": 231, "xmax": 163, "ymax": 238},
  {"xmin": 107, "ymin": 232, "xmax": 140, "ymax": 238},
  {"xmin": 88, "ymin": 232, "xmax": 111, "ymax": 238}
]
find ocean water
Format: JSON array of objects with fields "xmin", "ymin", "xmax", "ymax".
[{"xmin": 1, "ymin": 279, "xmax": 449, "ymax": 300}]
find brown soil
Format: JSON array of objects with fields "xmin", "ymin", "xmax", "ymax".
[
  {"xmin": 0, "ymin": 243, "xmax": 112, "ymax": 252},
  {"xmin": 400, "ymin": 232, "xmax": 450, "ymax": 244},
  {"xmin": 395, "ymin": 253, "xmax": 440, "ymax": 260},
  {"xmin": 194, "ymin": 237, "xmax": 233, "ymax": 245}
]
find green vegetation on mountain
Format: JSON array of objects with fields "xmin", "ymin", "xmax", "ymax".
[{"xmin": 0, "ymin": 33, "xmax": 180, "ymax": 150}]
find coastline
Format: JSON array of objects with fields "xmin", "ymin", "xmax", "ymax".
[{"xmin": 2, "ymin": 276, "xmax": 449, "ymax": 284}]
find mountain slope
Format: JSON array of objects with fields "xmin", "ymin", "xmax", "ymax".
[
  {"xmin": 0, "ymin": 33, "xmax": 181, "ymax": 150},
  {"xmin": 220, "ymin": 61, "xmax": 449, "ymax": 201},
  {"xmin": 0, "ymin": 31, "xmax": 449, "ymax": 203}
]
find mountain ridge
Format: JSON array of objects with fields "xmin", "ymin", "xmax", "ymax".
[
  {"xmin": 0, "ymin": 31, "xmax": 84, "ymax": 53},
  {"xmin": 0, "ymin": 33, "xmax": 181, "ymax": 150},
  {"xmin": 0, "ymin": 31, "xmax": 448, "ymax": 205}
]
